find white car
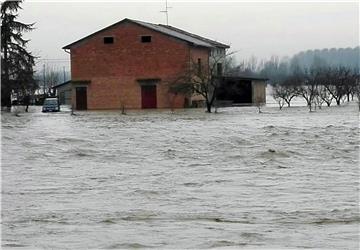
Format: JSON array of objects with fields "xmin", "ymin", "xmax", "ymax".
[{"xmin": 42, "ymin": 97, "xmax": 60, "ymax": 112}]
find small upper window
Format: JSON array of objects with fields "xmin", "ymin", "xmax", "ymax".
[
  {"xmin": 141, "ymin": 36, "xmax": 152, "ymax": 43},
  {"xmin": 217, "ymin": 63, "xmax": 223, "ymax": 76},
  {"xmin": 104, "ymin": 37, "xmax": 114, "ymax": 44},
  {"xmin": 197, "ymin": 58, "xmax": 202, "ymax": 75}
]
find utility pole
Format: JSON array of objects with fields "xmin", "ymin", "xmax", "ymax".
[
  {"xmin": 160, "ymin": 0, "xmax": 172, "ymax": 25},
  {"xmin": 43, "ymin": 64, "xmax": 46, "ymax": 96},
  {"xmin": 63, "ymin": 66, "xmax": 66, "ymax": 82}
]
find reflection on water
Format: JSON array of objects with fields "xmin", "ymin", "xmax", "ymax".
[{"xmin": 1, "ymin": 104, "xmax": 359, "ymax": 249}]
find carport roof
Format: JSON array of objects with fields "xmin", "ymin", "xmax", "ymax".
[
  {"xmin": 53, "ymin": 80, "xmax": 91, "ymax": 89},
  {"xmin": 53, "ymin": 80, "xmax": 71, "ymax": 89},
  {"xmin": 221, "ymin": 75, "xmax": 269, "ymax": 81}
]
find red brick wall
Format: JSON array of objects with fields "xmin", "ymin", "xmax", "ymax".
[
  {"xmin": 70, "ymin": 21, "xmax": 210, "ymax": 109},
  {"xmin": 190, "ymin": 47, "xmax": 210, "ymax": 69}
]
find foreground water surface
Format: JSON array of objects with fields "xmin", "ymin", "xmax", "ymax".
[{"xmin": 1, "ymin": 104, "xmax": 359, "ymax": 249}]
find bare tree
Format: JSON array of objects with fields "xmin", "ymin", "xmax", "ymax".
[
  {"xmin": 324, "ymin": 67, "xmax": 349, "ymax": 106},
  {"xmin": 169, "ymin": 51, "xmax": 235, "ymax": 113},
  {"xmin": 273, "ymin": 93, "xmax": 285, "ymax": 110},
  {"xmin": 272, "ymin": 83, "xmax": 297, "ymax": 108},
  {"xmin": 254, "ymin": 96, "xmax": 264, "ymax": 113},
  {"xmin": 317, "ymin": 85, "xmax": 333, "ymax": 107},
  {"xmin": 246, "ymin": 55, "xmax": 259, "ymax": 73},
  {"xmin": 45, "ymin": 66, "xmax": 61, "ymax": 94},
  {"xmin": 346, "ymin": 71, "xmax": 359, "ymax": 102},
  {"xmin": 34, "ymin": 65, "xmax": 62, "ymax": 96},
  {"xmin": 296, "ymin": 69, "xmax": 319, "ymax": 112},
  {"xmin": 354, "ymin": 77, "xmax": 360, "ymax": 109}
]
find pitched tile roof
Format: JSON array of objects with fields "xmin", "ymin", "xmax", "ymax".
[{"xmin": 63, "ymin": 18, "xmax": 230, "ymax": 49}]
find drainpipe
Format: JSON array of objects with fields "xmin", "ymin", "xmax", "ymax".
[{"xmin": 63, "ymin": 48, "xmax": 73, "ymax": 108}]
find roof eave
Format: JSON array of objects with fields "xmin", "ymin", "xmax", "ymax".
[
  {"xmin": 217, "ymin": 45, "xmax": 230, "ymax": 49},
  {"xmin": 62, "ymin": 18, "xmax": 132, "ymax": 50}
]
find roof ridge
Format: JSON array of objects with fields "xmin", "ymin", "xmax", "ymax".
[
  {"xmin": 128, "ymin": 19, "xmax": 216, "ymax": 48},
  {"xmin": 157, "ymin": 24, "xmax": 228, "ymax": 47}
]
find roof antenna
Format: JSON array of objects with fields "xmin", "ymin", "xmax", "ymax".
[{"xmin": 160, "ymin": 0, "xmax": 171, "ymax": 26}]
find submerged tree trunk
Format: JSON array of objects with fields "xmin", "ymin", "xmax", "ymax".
[
  {"xmin": 278, "ymin": 100, "xmax": 284, "ymax": 110},
  {"xmin": 206, "ymin": 102, "xmax": 212, "ymax": 113},
  {"xmin": 24, "ymin": 95, "xmax": 30, "ymax": 112},
  {"xmin": 305, "ymin": 99, "xmax": 312, "ymax": 112},
  {"xmin": 1, "ymin": 90, "xmax": 11, "ymax": 108},
  {"xmin": 2, "ymin": 31, "xmax": 11, "ymax": 108}
]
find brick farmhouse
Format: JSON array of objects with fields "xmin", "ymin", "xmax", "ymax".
[{"xmin": 58, "ymin": 18, "xmax": 266, "ymax": 110}]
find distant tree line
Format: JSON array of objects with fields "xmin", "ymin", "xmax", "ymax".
[
  {"xmin": 227, "ymin": 47, "xmax": 359, "ymax": 80},
  {"xmin": 33, "ymin": 65, "xmax": 71, "ymax": 95},
  {"xmin": 292, "ymin": 47, "xmax": 359, "ymax": 70}
]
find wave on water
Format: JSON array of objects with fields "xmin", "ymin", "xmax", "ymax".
[
  {"xmin": 207, "ymin": 240, "xmax": 248, "ymax": 248},
  {"xmin": 105, "ymin": 243, "xmax": 157, "ymax": 249},
  {"xmin": 98, "ymin": 212, "xmax": 255, "ymax": 225},
  {"xmin": 2, "ymin": 243, "xmax": 28, "ymax": 248},
  {"xmin": 2, "ymin": 135, "xmax": 14, "ymax": 140},
  {"xmin": 99, "ymin": 210, "xmax": 160, "ymax": 223},
  {"xmin": 6, "ymin": 214, "xmax": 70, "ymax": 225},
  {"xmin": 100, "ymin": 218, "xmax": 117, "ymax": 224},
  {"xmin": 259, "ymin": 149, "xmax": 290, "ymax": 158},
  {"xmin": 271, "ymin": 209, "xmax": 360, "ymax": 225},
  {"xmin": 310, "ymin": 216, "xmax": 360, "ymax": 225},
  {"xmin": 173, "ymin": 213, "xmax": 254, "ymax": 224},
  {"xmin": 55, "ymin": 137, "xmax": 90, "ymax": 143},
  {"xmin": 67, "ymin": 148, "xmax": 99, "ymax": 157},
  {"xmin": 183, "ymin": 182, "xmax": 203, "ymax": 187}
]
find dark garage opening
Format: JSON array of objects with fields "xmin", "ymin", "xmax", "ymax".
[{"xmin": 217, "ymin": 79, "xmax": 252, "ymax": 104}]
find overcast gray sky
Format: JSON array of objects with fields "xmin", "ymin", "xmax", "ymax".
[{"xmin": 20, "ymin": 0, "xmax": 359, "ymax": 71}]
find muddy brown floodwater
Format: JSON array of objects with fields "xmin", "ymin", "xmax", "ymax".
[{"xmin": 1, "ymin": 104, "xmax": 359, "ymax": 249}]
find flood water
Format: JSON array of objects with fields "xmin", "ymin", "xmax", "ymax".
[{"xmin": 1, "ymin": 104, "xmax": 359, "ymax": 249}]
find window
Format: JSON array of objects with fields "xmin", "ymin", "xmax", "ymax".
[
  {"xmin": 217, "ymin": 63, "xmax": 223, "ymax": 76},
  {"xmin": 103, "ymin": 37, "xmax": 114, "ymax": 44},
  {"xmin": 197, "ymin": 58, "xmax": 202, "ymax": 75},
  {"xmin": 141, "ymin": 36, "xmax": 152, "ymax": 43}
]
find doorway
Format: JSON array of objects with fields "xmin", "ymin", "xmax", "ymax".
[
  {"xmin": 141, "ymin": 85, "xmax": 157, "ymax": 109},
  {"xmin": 76, "ymin": 87, "xmax": 87, "ymax": 110}
]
